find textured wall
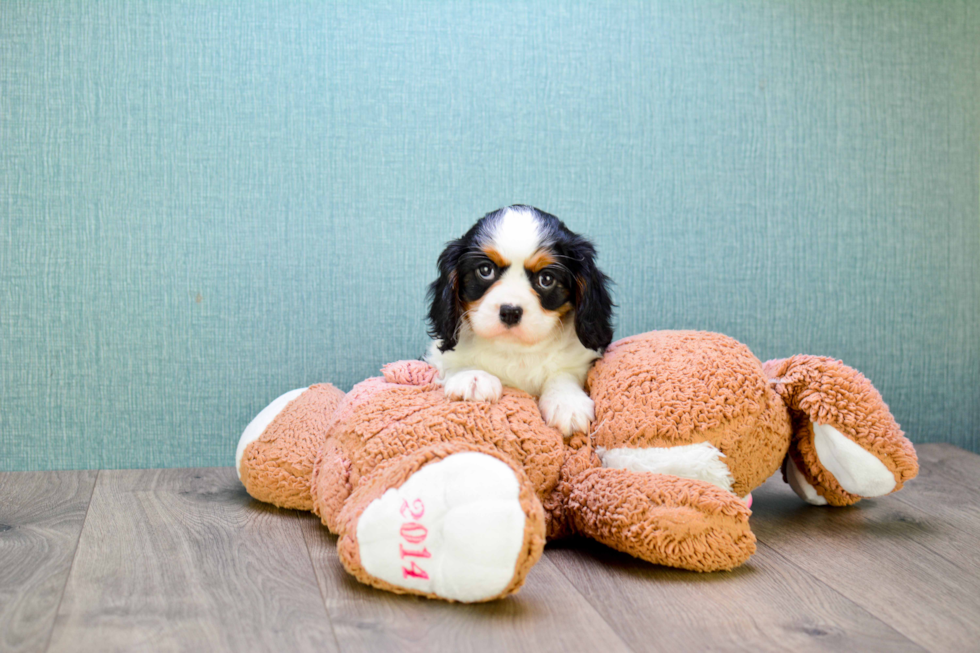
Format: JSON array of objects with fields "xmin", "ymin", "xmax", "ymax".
[{"xmin": 1, "ymin": 1, "xmax": 978, "ymax": 470}]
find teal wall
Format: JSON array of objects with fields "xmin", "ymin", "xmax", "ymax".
[{"xmin": 2, "ymin": 1, "xmax": 978, "ymax": 471}]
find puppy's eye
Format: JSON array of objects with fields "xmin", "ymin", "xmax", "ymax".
[
  {"xmin": 477, "ymin": 263, "xmax": 496, "ymax": 280},
  {"xmin": 537, "ymin": 271, "xmax": 556, "ymax": 289}
]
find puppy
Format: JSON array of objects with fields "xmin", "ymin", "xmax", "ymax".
[{"xmin": 425, "ymin": 205, "xmax": 614, "ymax": 436}]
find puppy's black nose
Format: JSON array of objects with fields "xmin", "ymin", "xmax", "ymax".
[{"xmin": 499, "ymin": 304, "xmax": 523, "ymax": 326}]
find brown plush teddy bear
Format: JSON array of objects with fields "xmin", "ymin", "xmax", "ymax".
[{"xmin": 236, "ymin": 330, "xmax": 917, "ymax": 603}]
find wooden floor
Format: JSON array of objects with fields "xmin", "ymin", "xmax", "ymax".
[{"xmin": 2, "ymin": 443, "xmax": 979, "ymax": 653}]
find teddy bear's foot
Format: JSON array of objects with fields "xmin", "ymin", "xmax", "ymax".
[
  {"xmin": 355, "ymin": 453, "xmax": 524, "ymax": 600},
  {"xmin": 568, "ymin": 467, "xmax": 756, "ymax": 572},
  {"xmin": 782, "ymin": 454, "xmax": 828, "ymax": 506},
  {"xmin": 335, "ymin": 445, "xmax": 546, "ymax": 602},
  {"xmin": 764, "ymin": 355, "xmax": 918, "ymax": 506}
]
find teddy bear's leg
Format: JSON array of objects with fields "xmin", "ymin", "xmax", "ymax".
[
  {"xmin": 331, "ymin": 443, "xmax": 546, "ymax": 603},
  {"xmin": 567, "ymin": 467, "xmax": 756, "ymax": 572},
  {"xmin": 236, "ymin": 383, "xmax": 346, "ymax": 511},
  {"xmin": 764, "ymin": 356, "xmax": 918, "ymax": 506}
]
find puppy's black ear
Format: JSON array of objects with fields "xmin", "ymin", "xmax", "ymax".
[
  {"xmin": 570, "ymin": 239, "xmax": 614, "ymax": 352},
  {"xmin": 427, "ymin": 238, "xmax": 466, "ymax": 352}
]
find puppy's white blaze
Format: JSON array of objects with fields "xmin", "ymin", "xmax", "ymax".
[
  {"xmin": 235, "ymin": 387, "xmax": 308, "ymax": 479},
  {"xmin": 490, "ymin": 206, "xmax": 542, "ymax": 263},
  {"xmin": 471, "ymin": 265, "xmax": 554, "ymax": 344},
  {"xmin": 811, "ymin": 422, "xmax": 896, "ymax": 497},
  {"xmin": 467, "ymin": 207, "xmax": 554, "ymax": 344},
  {"xmin": 597, "ymin": 442, "xmax": 735, "ymax": 493},
  {"xmin": 482, "ymin": 265, "xmax": 538, "ymax": 313}
]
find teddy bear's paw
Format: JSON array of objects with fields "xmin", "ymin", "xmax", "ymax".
[
  {"xmin": 443, "ymin": 370, "xmax": 503, "ymax": 403},
  {"xmin": 235, "ymin": 387, "xmax": 308, "ymax": 479},
  {"xmin": 811, "ymin": 422, "xmax": 897, "ymax": 497},
  {"xmin": 355, "ymin": 452, "xmax": 528, "ymax": 602},
  {"xmin": 538, "ymin": 389, "xmax": 594, "ymax": 437},
  {"xmin": 783, "ymin": 456, "xmax": 828, "ymax": 506}
]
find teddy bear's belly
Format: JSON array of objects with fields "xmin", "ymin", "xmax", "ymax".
[{"xmin": 596, "ymin": 442, "xmax": 737, "ymax": 494}]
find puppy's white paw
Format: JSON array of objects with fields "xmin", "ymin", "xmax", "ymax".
[
  {"xmin": 444, "ymin": 370, "xmax": 503, "ymax": 403},
  {"xmin": 538, "ymin": 389, "xmax": 594, "ymax": 437}
]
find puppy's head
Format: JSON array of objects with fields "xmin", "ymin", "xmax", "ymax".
[{"xmin": 427, "ymin": 205, "xmax": 613, "ymax": 352}]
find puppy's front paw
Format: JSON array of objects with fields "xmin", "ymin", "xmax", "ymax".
[
  {"xmin": 444, "ymin": 370, "xmax": 503, "ymax": 403},
  {"xmin": 538, "ymin": 390, "xmax": 594, "ymax": 437}
]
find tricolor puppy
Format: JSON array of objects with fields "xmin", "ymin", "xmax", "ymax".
[{"xmin": 425, "ymin": 205, "xmax": 614, "ymax": 436}]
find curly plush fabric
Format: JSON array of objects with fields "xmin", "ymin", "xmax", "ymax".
[
  {"xmin": 764, "ymin": 355, "xmax": 919, "ymax": 506},
  {"xmin": 542, "ymin": 433, "xmax": 601, "ymax": 539},
  {"xmin": 568, "ymin": 467, "xmax": 756, "ymax": 571},
  {"xmin": 310, "ymin": 373, "xmax": 565, "ymax": 532},
  {"xmin": 237, "ymin": 330, "xmax": 919, "ymax": 602},
  {"xmin": 333, "ymin": 442, "xmax": 547, "ymax": 602},
  {"xmin": 239, "ymin": 383, "xmax": 345, "ymax": 511},
  {"xmin": 589, "ymin": 331, "xmax": 792, "ymax": 497}
]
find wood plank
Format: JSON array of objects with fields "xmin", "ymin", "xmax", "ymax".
[
  {"xmin": 884, "ymin": 443, "xmax": 980, "ymax": 575},
  {"xmin": 751, "ymin": 462, "xmax": 980, "ymax": 651},
  {"xmin": 0, "ymin": 470, "xmax": 97, "ymax": 653},
  {"xmin": 46, "ymin": 468, "xmax": 338, "ymax": 653},
  {"xmin": 546, "ymin": 535, "xmax": 922, "ymax": 653},
  {"xmin": 299, "ymin": 515, "xmax": 633, "ymax": 653},
  {"xmin": 901, "ymin": 442, "xmax": 980, "ymax": 500}
]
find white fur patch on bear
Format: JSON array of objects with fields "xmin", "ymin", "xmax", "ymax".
[
  {"xmin": 356, "ymin": 452, "xmax": 527, "ymax": 603},
  {"xmin": 597, "ymin": 442, "xmax": 735, "ymax": 493},
  {"xmin": 812, "ymin": 422, "xmax": 896, "ymax": 497},
  {"xmin": 783, "ymin": 456, "xmax": 829, "ymax": 505},
  {"xmin": 235, "ymin": 387, "xmax": 308, "ymax": 480}
]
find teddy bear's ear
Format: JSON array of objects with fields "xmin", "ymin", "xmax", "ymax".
[{"xmin": 427, "ymin": 237, "xmax": 467, "ymax": 352}]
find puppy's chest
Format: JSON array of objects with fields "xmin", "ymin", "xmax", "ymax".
[
  {"xmin": 455, "ymin": 345, "xmax": 593, "ymax": 397},
  {"xmin": 474, "ymin": 354, "xmax": 554, "ymax": 396}
]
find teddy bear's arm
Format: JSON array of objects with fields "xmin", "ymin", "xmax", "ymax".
[{"xmin": 237, "ymin": 383, "xmax": 347, "ymax": 511}]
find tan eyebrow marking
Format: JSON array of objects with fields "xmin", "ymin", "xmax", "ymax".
[
  {"xmin": 543, "ymin": 302, "xmax": 573, "ymax": 317},
  {"xmin": 482, "ymin": 246, "xmax": 510, "ymax": 268},
  {"xmin": 525, "ymin": 249, "xmax": 556, "ymax": 273}
]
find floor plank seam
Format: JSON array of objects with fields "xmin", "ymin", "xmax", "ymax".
[
  {"xmin": 753, "ymin": 538, "xmax": 928, "ymax": 651},
  {"xmin": 13, "ymin": 453, "xmax": 975, "ymax": 651},
  {"xmin": 541, "ymin": 553, "xmax": 638, "ymax": 653},
  {"xmin": 299, "ymin": 514, "xmax": 344, "ymax": 653},
  {"xmin": 911, "ymin": 453, "xmax": 980, "ymax": 495},
  {"xmin": 890, "ymin": 493, "xmax": 980, "ymax": 579},
  {"xmin": 41, "ymin": 469, "xmax": 100, "ymax": 653}
]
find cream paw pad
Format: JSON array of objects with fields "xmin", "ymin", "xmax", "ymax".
[{"xmin": 355, "ymin": 452, "xmax": 528, "ymax": 602}]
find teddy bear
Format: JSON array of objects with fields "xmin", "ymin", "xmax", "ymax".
[{"xmin": 235, "ymin": 330, "xmax": 918, "ymax": 603}]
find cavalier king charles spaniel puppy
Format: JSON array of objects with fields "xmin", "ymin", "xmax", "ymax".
[{"xmin": 425, "ymin": 205, "xmax": 613, "ymax": 437}]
